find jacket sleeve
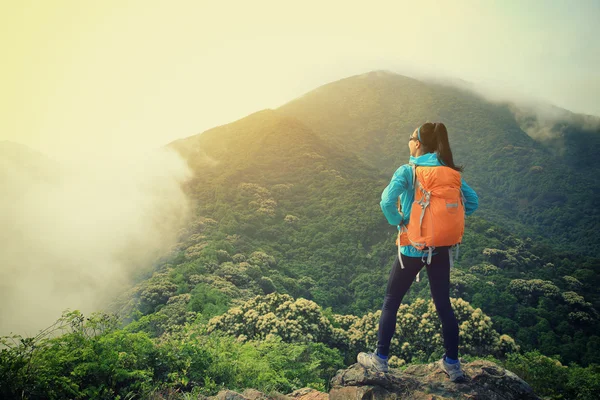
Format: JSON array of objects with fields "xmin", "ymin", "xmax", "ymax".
[
  {"xmin": 380, "ymin": 165, "xmax": 410, "ymax": 226},
  {"xmin": 460, "ymin": 179, "xmax": 479, "ymax": 216}
]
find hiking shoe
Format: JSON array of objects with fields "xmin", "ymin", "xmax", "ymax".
[
  {"xmin": 357, "ymin": 352, "xmax": 389, "ymax": 373},
  {"xmin": 439, "ymin": 357, "xmax": 466, "ymax": 382}
]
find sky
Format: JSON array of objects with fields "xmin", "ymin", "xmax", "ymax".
[{"xmin": 1, "ymin": 0, "xmax": 599, "ymax": 161}]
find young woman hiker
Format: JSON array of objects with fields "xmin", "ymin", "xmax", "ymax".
[{"xmin": 357, "ymin": 122, "xmax": 479, "ymax": 382}]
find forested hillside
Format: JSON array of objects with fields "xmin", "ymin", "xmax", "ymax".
[{"xmin": 2, "ymin": 72, "xmax": 599, "ymax": 399}]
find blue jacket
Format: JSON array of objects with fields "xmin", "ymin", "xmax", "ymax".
[{"xmin": 380, "ymin": 152, "xmax": 479, "ymax": 257}]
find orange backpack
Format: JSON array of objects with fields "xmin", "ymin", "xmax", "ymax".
[{"xmin": 397, "ymin": 163, "xmax": 465, "ymax": 269}]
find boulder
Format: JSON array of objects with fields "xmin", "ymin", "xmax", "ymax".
[{"xmin": 328, "ymin": 360, "xmax": 539, "ymax": 400}]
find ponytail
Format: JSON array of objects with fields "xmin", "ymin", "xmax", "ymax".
[{"xmin": 433, "ymin": 123, "xmax": 463, "ymax": 172}]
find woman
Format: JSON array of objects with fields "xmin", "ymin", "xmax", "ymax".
[{"xmin": 357, "ymin": 122, "xmax": 479, "ymax": 382}]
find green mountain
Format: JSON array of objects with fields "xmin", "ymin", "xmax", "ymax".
[
  {"xmin": 159, "ymin": 71, "xmax": 600, "ymax": 360},
  {"xmin": 150, "ymin": 71, "xmax": 599, "ymax": 365}
]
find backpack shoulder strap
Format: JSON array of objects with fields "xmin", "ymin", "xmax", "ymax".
[{"xmin": 409, "ymin": 162, "xmax": 416, "ymax": 188}]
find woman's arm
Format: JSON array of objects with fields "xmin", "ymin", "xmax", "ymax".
[
  {"xmin": 460, "ymin": 179, "xmax": 479, "ymax": 216},
  {"xmin": 380, "ymin": 165, "xmax": 411, "ymax": 226}
]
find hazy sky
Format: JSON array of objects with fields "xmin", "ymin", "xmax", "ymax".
[{"xmin": 1, "ymin": 0, "xmax": 599, "ymax": 160}]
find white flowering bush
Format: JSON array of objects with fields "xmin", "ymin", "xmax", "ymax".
[
  {"xmin": 232, "ymin": 253, "xmax": 247, "ymax": 263},
  {"xmin": 214, "ymin": 262, "xmax": 249, "ymax": 287},
  {"xmin": 509, "ymin": 279, "xmax": 561, "ymax": 305},
  {"xmin": 207, "ymin": 294, "xmax": 517, "ymax": 363},
  {"xmin": 562, "ymin": 275, "xmax": 583, "ymax": 291},
  {"xmin": 284, "ymin": 214, "xmax": 300, "ymax": 224},
  {"xmin": 138, "ymin": 272, "xmax": 178, "ymax": 314},
  {"xmin": 186, "ymin": 233, "xmax": 207, "ymax": 245},
  {"xmin": 331, "ymin": 314, "xmax": 359, "ymax": 330},
  {"xmin": 248, "ymin": 251, "xmax": 277, "ymax": 268},
  {"xmin": 239, "ymin": 183, "xmax": 277, "ymax": 216},
  {"xmin": 216, "ymin": 250, "xmax": 232, "ymax": 263},
  {"xmin": 344, "ymin": 298, "xmax": 517, "ymax": 363},
  {"xmin": 482, "ymin": 248, "xmax": 509, "ymax": 266},
  {"xmin": 344, "ymin": 310, "xmax": 385, "ymax": 352},
  {"xmin": 497, "ymin": 334, "xmax": 518, "ymax": 355},
  {"xmin": 562, "ymin": 291, "xmax": 599, "ymax": 324},
  {"xmin": 193, "ymin": 275, "xmax": 243, "ymax": 300},
  {"xmin": 568, "ymin": 311, "xmax": 595, "ymax": 324},
  {"xmin": 186, "ymin": 218, "xmax": 209, "ymax": 234},
  {"xmin": 469, "ymin": 263, "xmax": 500, "ymax": 276},
  {"xmin": 454, "ymin": 299, "xmax": 503, "ymax": 355},
  {"xmin": 255, "ymin": 199, "xmax": 277, "ymax": 216},
  {"xmin": 184, "ymin": 242, "xmax": 209, "ymax": 260},
  {"xmin": 207, "ymin": 293, "xmax": 336, "ymax": 345},
  {"xmin": 271, "ymin": 183, "xmax": 294, "ymax": 196}
]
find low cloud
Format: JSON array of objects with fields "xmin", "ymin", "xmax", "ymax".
[
  {"xmin": 420, "ymin": 73, "xmax": 600, "ymax": 140},
  {"xmin": 0, "ymin": 144, "xmax": 192, "ymax": 336}
]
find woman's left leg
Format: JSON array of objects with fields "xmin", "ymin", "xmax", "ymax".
[{"xmin": 376, "ymin": 254, "xmax": 423, "ymax": 357}]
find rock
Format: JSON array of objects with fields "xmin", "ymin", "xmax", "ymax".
[
  {"xmin": 211, "ymin": 390, "xmax": 250, "ymax": 400},
  {"xmin": 329, "ymin": 360, "xmax": 540, "ymax": 400},
  {"xmin": 329, "ymin": 385, "xmax": 398, "ymax": 400},
  {"xmin": 289, "ymin": 388, "xmax": 315, "ymax": 397},
  {"xmin": 289, "ymin": 387, "xmax": 329, "ymax": 400},
  {"xmin": 207, "ymin": 360, "xmax": 538, "ymax": 400},
  {"xmin": 212, "ymin": 389, "xmax": 290, "ymax": 400},
  {"xmin": 242, "ymin": 389, "xmax": 270, "ymax": 400},
  {"xmin": 268, "ymin": 391, "xmax": 293, "ymax": 400},
  {"xmin": 330, "ymin": 363, "xmax": 420, "ymax": 394}
]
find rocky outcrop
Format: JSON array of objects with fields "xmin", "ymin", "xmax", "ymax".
[
  {"xmin": 329, "ymin": 361, "xmax": 539, "ymax": 400},
  {"xmin": 208, "ymin": 388, "xmax": 327, "ymax": 400},
  {"xmin": 206, "ymin": 360, "xmax": 539, "ymax": 400}
]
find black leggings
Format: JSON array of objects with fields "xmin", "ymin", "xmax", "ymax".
[{"xmin": 376, "ymin": 248, "xmax": 459, "ymax": 359}]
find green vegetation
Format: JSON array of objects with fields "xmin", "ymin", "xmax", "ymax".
[
  {"xmin": 3, "ymin": 71, "xmax": 600, "ymax": 398},
  {"xmin": 0, "ymin": 310, "xmax": 343, "ymax": 399},
  {"xmin": 2, "ymin": 301, "xmax": 598, "ymax": 399}
]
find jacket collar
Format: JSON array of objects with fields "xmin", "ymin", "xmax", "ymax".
[{"xmin": 409, "ymin": 152, "xmax": 441, "ymax": 166}]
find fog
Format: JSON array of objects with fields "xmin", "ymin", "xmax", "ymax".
[
  {"xmin": 423, "ymin": 74, "xmax": 600, "ymax": 141},
  {"xmin": 0, "ymin": 144, "xmax": 192, "ymax": 336}
]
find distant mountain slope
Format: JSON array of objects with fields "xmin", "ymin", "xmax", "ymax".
[
  {"xmin": 167, "ymin": 109, "xmax": 389, "ymax": 307},
  {"xmin": 169, "ymin": 109, "xmax": 379, "ymax": 184}
]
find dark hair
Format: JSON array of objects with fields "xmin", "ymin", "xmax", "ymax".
[{"xmin": 417, "ymin": 122, "xmax": 463, "ymax": 172}]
